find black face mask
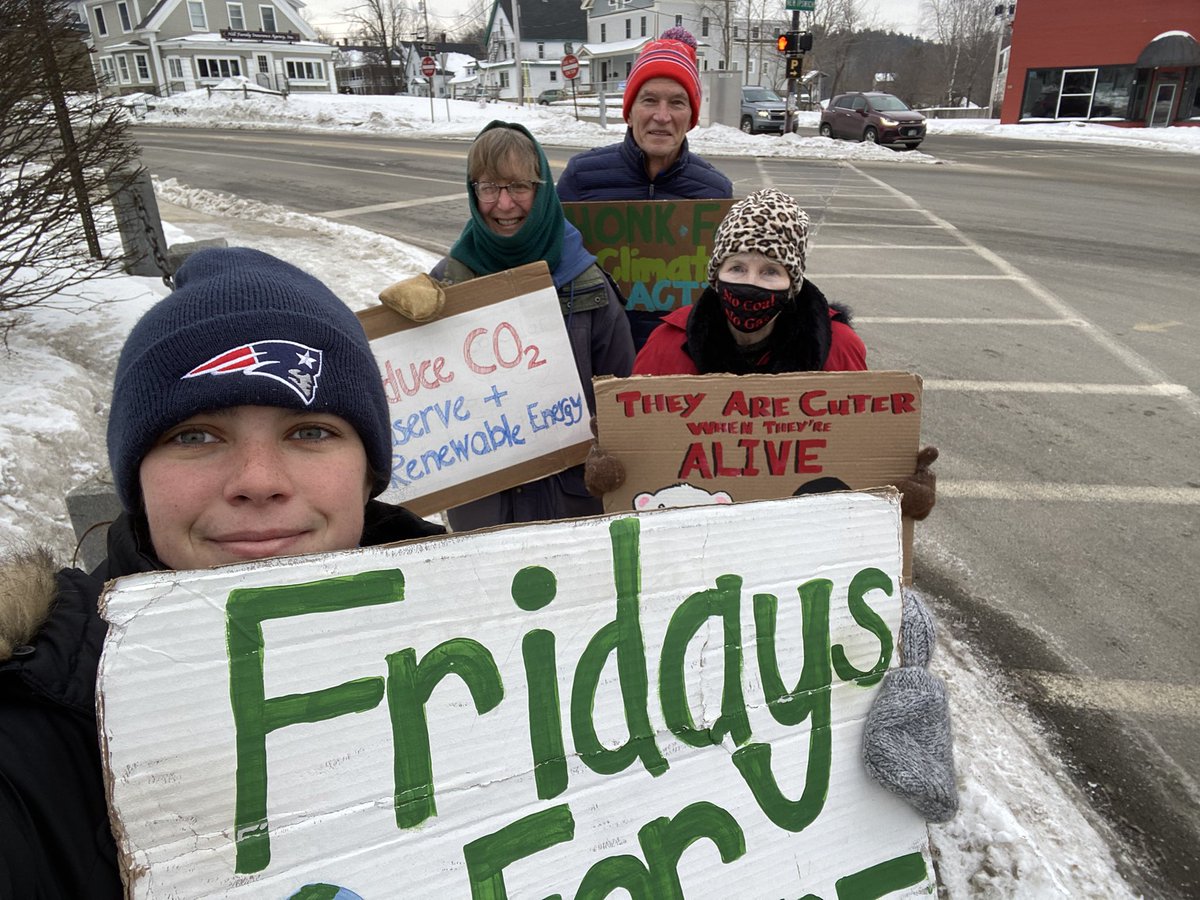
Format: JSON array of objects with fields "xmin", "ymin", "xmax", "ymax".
[{"xmin": 715, "ymin": 279, "xmax": 790, "ymax": 333}]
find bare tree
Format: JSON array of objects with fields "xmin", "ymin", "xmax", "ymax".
[
  {"xmin": 920, "ymin": 0, "xmax": 996, "ymax": 106},
  {"xmin": 1, "ymin": 0, "xmax": 143, "ymax": 332},
  {"xmin": 806, "ymin": 0, "xmax": 878, "ymax": 98},
  {"xmin": 346, "ymin": 0, "xmax": 420, "ymax": 94}
]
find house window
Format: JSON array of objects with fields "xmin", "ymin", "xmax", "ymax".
[
  {"xmin": 227, "ymin": 3, "xmax": 245, "ymax": 29},
  {"xmin": 93, "ymin": 7, "xmax": 107, "ymax": 36},
  {"xmin": 674, "ymin": 14, "xmax": 682, "ymax": 27},
  {"xmin": 260, "ymin": 5, "xmax": 277, "ymax": 32},
  {"xmin": 751, "ymin": 26, "xmax": 759, "ymax": 40},
  {"xmin": 537, "ymin": 42, "xmax": 544, "ymax": 59},
  {"xmin": 600, "ymin": 23, "xmax": 606, "ymax": 42},
  {"xmin": 187, "ymin": 1, "xmax": 207, "ymax": 29},
  {"xmin": 167, "ymin": 57, "xmax": 185, "ymax": 79},
  {"xmin": 625, "ymin": 19, "xmax": 631, "ymax": 39},
  {"xmin": 98, "ymin": 57, "xmax": 116, "ymax": 81},
  {"xmin": 285, "ymin": 59, "xmax": 325, "ymax": 80},
  {"xmin": 257, "ymin": 54, "xmax": 269, "ymax": 74},
  {"xmin": 549, "ymin": 70, "xmax": 557, "ymax": 82},
  {"xmin": 117, "ymin": 1, "xmax": 131, "ymax": 31},
  {"xmin": 500, "ymin": 72, "xmax": 510, "ymax": 88},
  {"xmin": 702, "ymin": 17, "xmax": 708, "ymax": 38},
  {"xmin": 196, "ymin": 57, "xmax": 243, "ymax": 79},
  {"xmin": 115, "ymin": 56, "xmax": 131, "ymax": 83},
  {"xmin": 134, "ymin": 53, "xmax": 150, "ymax": 81},
  {"xmin": 640, "ymin": 17, "xmax": 646, "ymax": 37},
  {"xmin": 733, "ymin": 26, "xmax": 739, "ymax": 39}
]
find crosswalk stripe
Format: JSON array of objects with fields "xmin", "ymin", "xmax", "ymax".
[
  {"xmin": 1020, "ymin": 671, "xmax": 1200, "ymax": 718},
  {"xmin": 939, "ymin": 481, "xmax": 1200, "ymax": 504}
]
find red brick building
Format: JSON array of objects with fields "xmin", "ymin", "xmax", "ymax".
[{"xmin": 1001, "ymin": 0, "xmax": 1200, "ymax": 126}]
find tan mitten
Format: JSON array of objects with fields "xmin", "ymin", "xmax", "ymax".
[{"xmin": 378, "ymin": 273, "xmax": 446, "ymax": 323}]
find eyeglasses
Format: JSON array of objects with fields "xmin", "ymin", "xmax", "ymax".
[{"xmin": 472, "ymin": 180, "xmax": 538, "ymax": 202}]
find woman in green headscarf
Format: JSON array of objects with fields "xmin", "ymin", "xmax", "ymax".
[{"xmin": 430, "ymin": 121, "xmax": 635, "ymax": 531}]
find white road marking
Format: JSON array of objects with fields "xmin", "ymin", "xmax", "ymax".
[
  {"xmin": 939, "ymin": 481, "xmax": 1200, "ymax": 503},
  {"xmin": 923, "ymin": 379, "xmax": 1189, "ymax": 395},
  {"xmin": 1022, "ymin": 671, "xmax": 1200, "ymax": 718},
  {"xmin": 321, "ymin": 193, "xmax": 466, "ymax": 217},
  {"xmin": 851, "ymin": 166, "xmax": 1200, "ymax": 420},
  {"xmin": 857, "ymin": 317, "xmax": 1079, "ymax": 325}
]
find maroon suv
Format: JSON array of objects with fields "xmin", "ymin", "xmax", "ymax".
[{"xmin": 819, "ymin": 92, "xmax": 926, "ymax": 149}]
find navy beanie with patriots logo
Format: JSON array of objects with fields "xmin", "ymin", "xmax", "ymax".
[{"xmin": 107, "ymin": 246, "xmax": 391, "ymax": 512}]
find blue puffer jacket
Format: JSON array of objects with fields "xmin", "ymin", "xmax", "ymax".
[{"xmin": 556, "ymin": 129, "xmax": 733, "ymax": 202}]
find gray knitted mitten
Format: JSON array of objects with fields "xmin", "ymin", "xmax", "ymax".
[{"xmin": 862, "ymin": 587, "xmax": 959, "ymax": 822}]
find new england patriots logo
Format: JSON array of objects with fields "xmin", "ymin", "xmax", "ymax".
[{"xmin": 183, "ymin": 340, "xmax": 324, "ymax": 404}]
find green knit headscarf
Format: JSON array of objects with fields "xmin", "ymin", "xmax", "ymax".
[{"xmin": 449, "ymin": 121, "xmax": 565, "ymax": 277}]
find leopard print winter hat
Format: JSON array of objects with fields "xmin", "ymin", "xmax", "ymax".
[{"xmin": 707, "ymin": 189, "xmax": 810, "ymax": 292}]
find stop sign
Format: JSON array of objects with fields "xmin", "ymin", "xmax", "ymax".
[
  {"xmin": 420, "ymin": 56, "xmax": 436, "ymax": 77},
  {"xmin": 561, "ymin": 53, "xmax": 580, "ymax": 80}
]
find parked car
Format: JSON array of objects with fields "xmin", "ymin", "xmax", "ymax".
[
  {"xmin": 537, "ymin": 89, "xmax": 566, "ymax": 105},
  {"xmin": 740, "ymin": 86, "xmax": 791, "ymax": 135},
  {"xmin": 819, "ymin": 92, "xmax": 926, "ymax": 149}
]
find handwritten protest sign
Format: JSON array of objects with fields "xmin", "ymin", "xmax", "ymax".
[
  {"xmin": 358, "ymin": 263, "xmax": 591, "ymax": 515},
  {"xmin": 98, "ymin": 495, "xmax": 934, "ymax": 898},
  {"xmin": 562, "ymin": 199, "xmax": 734, "ymax": 313},
  {"xmin": 593, "ymin": 372, "xmax": 924, "ymax": 579}
]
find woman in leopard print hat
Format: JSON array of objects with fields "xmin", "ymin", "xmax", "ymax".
[{"xmin": 633, "ymin": 187, "xmax": 866, "ymax": 375}]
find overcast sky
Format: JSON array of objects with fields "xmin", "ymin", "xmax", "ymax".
[{"xmin": 300, "ymin": 1, "xmax": 927, "ymax": 42}]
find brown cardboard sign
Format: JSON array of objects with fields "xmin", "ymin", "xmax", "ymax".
[
  {"xmin": 358, "ymin": 262, "xmax": 591, "ymax": 516},
  {"xmin": 594, "ymin": 371, "xmax": 924, "ymax": 576},
  {"xmin": 562, "ymin": 199, "xmax": 735, "ymax": 313}
]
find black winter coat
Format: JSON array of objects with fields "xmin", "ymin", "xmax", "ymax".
[{"xmin": 0, "ymin": 502, "xmax": 443, "ymax": 898}]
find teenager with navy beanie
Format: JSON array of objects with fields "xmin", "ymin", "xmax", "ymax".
[{"xmin": 0, "ymin": 247, "xmax": 444, "ymax": 897}]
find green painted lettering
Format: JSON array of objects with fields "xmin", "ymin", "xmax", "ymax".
[
  {"xmin": 835, "ymin": 852, "xmax": 929, "ymax": 900},
  {"xmin": 659, "ymin": 574, "xmax": 750, "ymax": 748},
  {"xmin": 638, "ymin": 801, "xmax": 746, "ymax": 898},
  {"xmin": 226, "ymin": 570, "xmax": 405, "ymax": 874},
  {"xmin": 570, "ymin": 518, "xmax": 668, "ymax": 777},
  {"xmin": 731, "ymin": 580, "xmax": 833, "ymax": 832},
  {"xmin": 463, "ymin": 803, "xmax": 575, "ymax": 900},
  {"xmin": 386, "ymin": 638, "xmax": 504, "ymax": 828},
  {"xmin": 832, "ymin": 567, "xmax": 894, "ymax": 687}
]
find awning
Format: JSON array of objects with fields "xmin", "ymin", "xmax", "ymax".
[{"xmin": 1135, "ymin": 31, "xmax": 1200, "ymax": 68}]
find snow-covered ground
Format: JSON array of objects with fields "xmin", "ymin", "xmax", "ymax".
[
  {"xmin": 7, "ymin": 87, "xmax": 1189, "ymax": 896},
  {"xmin": 131, "ymin": 85, "xmax": 1200, "ymax": 161}
]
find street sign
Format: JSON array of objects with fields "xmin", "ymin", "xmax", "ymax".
[
  {"xmin": 420, "ymin": 56, "xmax": 436, "ymax": 77},
  {"xmin": 786, "ymin": 0, "xmax": 816, "ymax": 10},
  {"xmin": 561, "ymin": 53, "xmax": 580, "ymax": 80}
]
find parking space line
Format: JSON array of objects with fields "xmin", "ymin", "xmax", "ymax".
[{"xmin": 940, "ymin": 482, "xmax": 1200, "ymax": 504}]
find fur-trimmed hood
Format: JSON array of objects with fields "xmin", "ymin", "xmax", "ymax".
[{"xmin": 0, "ymin": 546, "xmax": 59, "ymax": 662}]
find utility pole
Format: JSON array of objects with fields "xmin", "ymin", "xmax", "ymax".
[
  {"xmin": 511, "ymin": 0, "xmax": 525, "ymax": 105},
  {"xmin": 988, "ymin": 4, "xmax": 1016, "ymax": 119}
]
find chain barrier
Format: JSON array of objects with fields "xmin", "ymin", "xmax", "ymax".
[{"xmin": 129, "ymin": 178, "xmax": 174, "ymax": 288}]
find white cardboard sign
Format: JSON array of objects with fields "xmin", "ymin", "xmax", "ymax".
[
  {"xmin": 362, "ymin": 264, "xmax": 591, "ymax": 515},
  {"xmin": 99, "ymin": 494, "xmax": 933, "ymax": 899}
]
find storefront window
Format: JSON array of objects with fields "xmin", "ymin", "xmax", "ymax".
[{"xmin": 1022, "ymin": 66, "xmax": 1135, "ymax": 121}]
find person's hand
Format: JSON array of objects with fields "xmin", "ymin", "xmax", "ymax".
[
  {"xmin": 861, "ymin": 587, "xmax": 959, "ymax": 822},
  {"xmin": 378, "ymin": 273, "xmax": 446, "ymax": 323},
  {"xmin": 894, "ymin": 445, "xmax": 938, "ymax": 520},
  {"xmin": 582, "ymin": 416, "xmax": 625, "ymax": 497}
]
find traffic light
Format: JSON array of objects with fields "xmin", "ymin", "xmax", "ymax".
[{"xmin": 776, "ymin": 32, "xmax": 813, "ymax": 54}]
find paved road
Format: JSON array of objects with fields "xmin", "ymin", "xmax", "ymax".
[{"xmin": 134, "ymin": 125, "xmax": 1200, "ymax": 898}]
